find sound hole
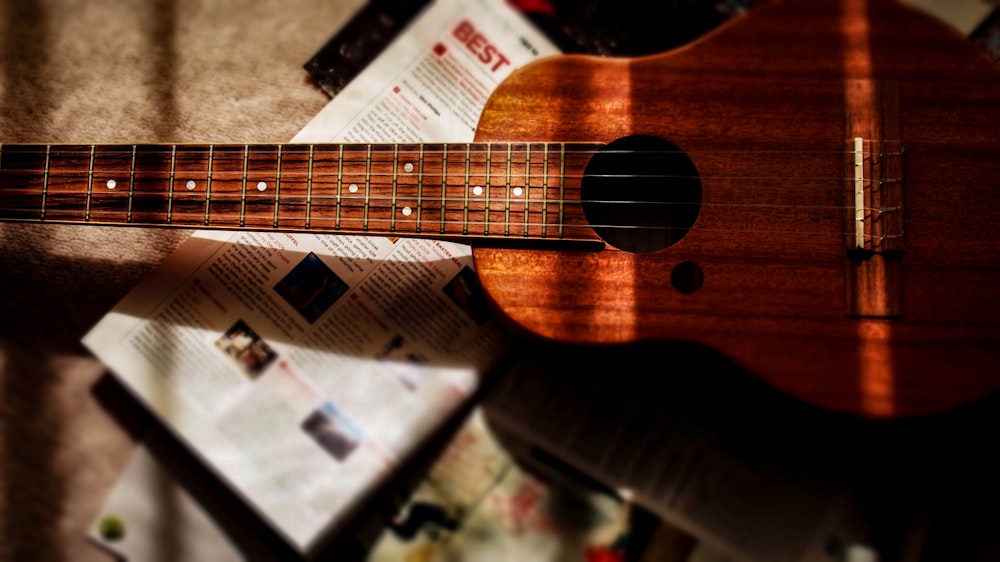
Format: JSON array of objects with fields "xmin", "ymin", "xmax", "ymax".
[{"xmin": 581, "ymin": 135, "xmax": 701, "ymax": 253}]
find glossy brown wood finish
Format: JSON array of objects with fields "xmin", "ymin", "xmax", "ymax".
[{"xmin": 472, "ymin": 0, "xmax": 1000, "ymax": 417}]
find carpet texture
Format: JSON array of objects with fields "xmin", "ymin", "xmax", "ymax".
[{"xmin": 0, "ymin": 1, "xmax": 362, "ymax": 560}]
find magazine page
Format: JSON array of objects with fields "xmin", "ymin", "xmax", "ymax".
[
  {"xmin": 367, "ymin": 409, "xmax": 632, "ymax": 562},
  {"xmin": 292, "ymin": 0, "xmax": 558, "ymax": 143},
  {"xmin": 87, "ymin": 447, "xmax": 244, "ymax": 562},
  {"xmin": 900, "ymin": 0, "xmax": 994, "ymax": 34},
  {"xmin": 82, "ymin": 0, "xmax": 560, "ymax": 554}
]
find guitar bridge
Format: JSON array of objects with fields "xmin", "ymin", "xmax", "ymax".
[
  {"xmin": 849, "ymin": 137, "xmax": 904, "ymax": 255},
  {"xmin": 844, "ymin": 80, "xmax": 904, "ymax": 318}
]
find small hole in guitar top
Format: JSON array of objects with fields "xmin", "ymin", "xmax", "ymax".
[
  {"xmin": 581, "ymin": 134, "xmax": 702, "ymax": 254},
  {"xmin": 671, "ymin": 261, "xmax": 704, "ymax": 294}
]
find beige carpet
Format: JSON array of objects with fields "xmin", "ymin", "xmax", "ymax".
[{"xmin": 0, "ymin": 1, "xmax": 363, "ymax": 560}]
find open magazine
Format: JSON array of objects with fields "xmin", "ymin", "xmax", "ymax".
[{"xmin": 82, "ymin": 0, "xmax": 560, "ymax": 555}]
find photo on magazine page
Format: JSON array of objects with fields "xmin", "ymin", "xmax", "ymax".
[
  {"xmin": 214, "ymin": 319, "xmax": 279, "ymax": 379},
  {"xmin": 301, "ymin": 401, "xmax": 364, "ymax": 462},
  {"xmin": 273, "ymin": 252, "xmax": 350, "ymax": 324}
]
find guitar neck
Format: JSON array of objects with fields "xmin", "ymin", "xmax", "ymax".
[{"xmin": 0, "ymin": 142, "xmax": 603, "ymax": 246}]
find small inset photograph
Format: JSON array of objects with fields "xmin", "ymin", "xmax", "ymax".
[
  {"xmin": 215, "ymin": 319, "xmax": 278, "ymax": 379},
  {"xmin": 442, "ymin": 265, "xmax": 490, "ymax": 325},
  {"xmin": 301, "ymin": 402, "xmax": 363, "ymax": 462},
  {"xmin": 376, "ymin": 334, "xmax": 429, "ymax": 391},
  {"xmin": 273, "ymin": 252, "xmax": 349, "ymax": 323}
]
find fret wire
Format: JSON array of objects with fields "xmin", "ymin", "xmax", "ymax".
[
  {"xmin": 41, "ymin": 145, "xmax": 51, "ymax": 221},
  {"xmin": 363, "ymin": 144, "xmax": 372, "ymax": 231},
  {"xmin": 484, "ymin": 144, "xmax": 492, "ymax": 236},
  {"xmin": 306, "ymin": 144, "xmax": 315, "ymax": 229},
  {"xmin": 463, "ymin": 143, "xmax": 470, "ymax": 236},
  {"xmin": 542, "ymin": 143, "xmax": 549, "ymax": 238},
  {"xmin": 439, "ymin": 144, "xmax": 447, "ymax": 235},
  {"xmin": 273, "ymin": 144, "xmax": 282, "ymax": 228},
  {"xmin": 167, "ymin": 145, "xmax": 177, "ymax": 224},
  {"xmin": 84, "ymin": 144, "xmax": 95, "ymax": 222},
  {"xmin": 334, "ymin": 145, "xmax": 343, "ymax": 230},
  {"xmin": 203, "ymin": 145, "xmax": 214, "ymax": 226},
  {"xmin": 239, "ymin": 144, "xmax": 249, "ymax": 228},
  {"xmin": 390, "ymin": 145, "xmax": 398, "ymax": 232},
  {"xmin": 558, "ymin": 143, "xmax": 566, "ymax": 239},
  {"xmin": 126, "ymin": 144, "xmax": 136, "ymax": 223},
  {"xmin": 416, "ymin": 144, "xmax": 424, "ymax": 234},
  {"xmin": 523, "ymin": 143, "xmax": 530, "ymax": 237},
  {"xmin": 504, "ymin": 142, "xmax": 511, "ymax": 237}
]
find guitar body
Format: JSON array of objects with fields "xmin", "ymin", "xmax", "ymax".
[{"xmin": 472, "ymin": 0, "xmax": 1000, "ymax": 417}]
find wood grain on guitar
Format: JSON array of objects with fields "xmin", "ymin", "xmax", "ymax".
[
  {"xmin": 473, "ymin": 0, "xmax": 1000, "ymax": 418},
  {"xmin": 1, "ymin": 0, "xmax": 998, "ymax": 418}
]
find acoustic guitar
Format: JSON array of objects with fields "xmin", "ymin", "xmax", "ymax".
[{"xmin": 1, "ymin": 0, "xmax": 998, "ymax": 418}]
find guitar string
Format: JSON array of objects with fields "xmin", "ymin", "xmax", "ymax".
[
  {"xmin": 0, "ymin": 193, "xmax": 902, "ymax": 240},
  {"xmin": 0, "ymin": 169, "xmax": 898, "ymax": 182},
  {"xmin": 0, "ymin": 145, "xmax": 901, "ymax": 154},
  {"xmin": 0, "ymin": 144, "xmax": 902, "ymax": 162},
  {"xmin": 0, "ymin": 155, "xmax": 903, "ymax": 169},
  {"xmin": 0, "ymin": 189, "xmax": 902, "ymax": 214},
  {"xmin": 0, "ymin": 146, "xmax": 904, "ymax": 173},
  {"xmin": 0, "ymin": 211, "xmax": 899, "ymax": 240},
  {"xmin": 0, "ymin": 158, "xmax": 903, "ymax": 189}
]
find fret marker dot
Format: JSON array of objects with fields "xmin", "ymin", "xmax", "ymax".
[
  {"xmin": 402, "ymin": 206, "xmax": 412, "ymax": 216},
  {"xmin": 473, "ymin": 185, "xmax": 483, "ymax": 196},
  {"xmin": 106, "ymin": 179, "xmax": 117, "ymax": 190},
  {"xmin": 257, "ymin": 181, "xmax": 267, "ymax": 191},
  {"xmin": 513, "ymin": 187, "xmax": 523, "ymax": 197},
  {"xmin": 403, "ymin": 162, "xmax": 414, "ymax": 173},
  {"xmin": 349, "ymin": 183, "xmax": 359, "ymax": 193},
  {"xmin": 186, "ymin": 180, "xmax": 196, "ymax": 190}
]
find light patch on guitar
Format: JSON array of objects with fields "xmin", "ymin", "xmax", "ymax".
[
  {"xmin": 257, "ymin": 181, "xmax": 267, "ymax": 191},
  {"xmin": 186, "ymin": 180, "xmax": 196, "ymax": 190},
  {"xmin": 841, "ymin": 0, "xmax": 873, "ymax": 79},
  {"xmin": 857, "ymin": 319, "xmax": 895, "ymax": 418},
  {"xmin": 106, "ymin": 179, "xmax": 116, "ymax": 190}
]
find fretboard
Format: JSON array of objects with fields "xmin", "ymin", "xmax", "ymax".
[{"xmin": 0, "ymin": 142, "xmax": 603, "ymax": 245}]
